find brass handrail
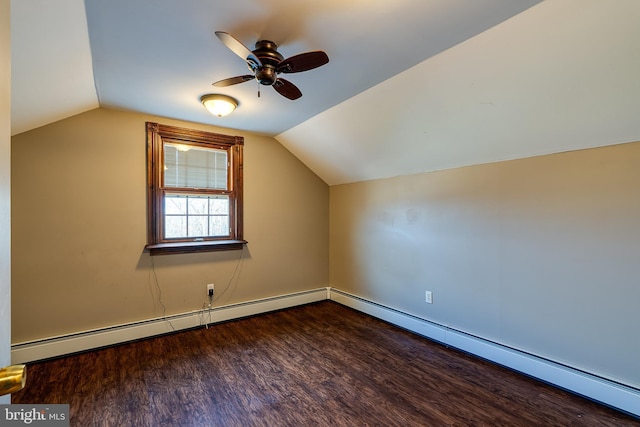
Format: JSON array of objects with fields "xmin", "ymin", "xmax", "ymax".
[{"xmin": 0, "ymin": 364, "xmax": 27, "ymax": 396}]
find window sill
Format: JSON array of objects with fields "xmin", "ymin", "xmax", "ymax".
[{"xmin": 145, "ymin": 240, "xmax": 247, "ymax": 256}]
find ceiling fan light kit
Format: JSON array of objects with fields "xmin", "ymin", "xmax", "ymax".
[{"xmin": 201, "ymin": 93, "xmax": 238, "ymax": 117}]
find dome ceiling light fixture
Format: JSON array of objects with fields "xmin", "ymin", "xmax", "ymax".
[{"xmin": 201, "ymin": 94, "xmax": 238, "ymax": 117}]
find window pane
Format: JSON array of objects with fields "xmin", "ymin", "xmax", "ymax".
[
  {"xmin": 164, "ymin": 143, "xmax": 227, "ymax": 190},
  {"xmin": 210, "ymin": 197, "xmax": 229, "ymax": 214},
  {"xmin": 165, "ymin": 216, "xmax": 186, "ymax": 238},
  {"xmin": 165, "ymin": 196, "xmax": 186, "ymax": 215},
  {"xmin": 188, "ymin": 197, "xmax": 208, "ymax": 215},
  {"xmin": 188, "ymin": 216, "xmax": 209, "ymax": 237},
  {"xmin": 163, "ymin": 194, "xmax": 230, "ymax": 239},
  {"xmin": 210, "ymin": 216, "xmax": 229, "ymax": 236}
]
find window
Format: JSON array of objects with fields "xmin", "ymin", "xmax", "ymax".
[{"xmin": 145, "ymin": 122, "xmax": 246, "ymax": 255}]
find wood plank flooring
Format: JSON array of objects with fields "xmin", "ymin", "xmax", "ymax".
[{"xmin": 12, "ymin": 301, "xmax": 638, "ymax": 426}]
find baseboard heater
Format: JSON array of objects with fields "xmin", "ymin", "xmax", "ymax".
[
  {"xmin": 11, "ymin": 288, "xmax": 329, "ymax": 364},
  {"xmin": 329, "ymin": 288, "xmax": 639, "ymax": 419}
]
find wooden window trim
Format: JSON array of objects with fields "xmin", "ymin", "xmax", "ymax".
[{"xmin": 145, "ymin": 122, "xmax": 246, "ymax": 255}]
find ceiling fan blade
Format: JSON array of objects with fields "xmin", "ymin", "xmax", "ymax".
[
  {"xmin": 213, "ymin": 75, "xmax": 254, "ymax": 87},
  {"xmin": 273, "ymin": 78, "xmax": 302, "ymax": 100},
  {"xmin": 215, "ymin": 31, "xmax": 262, "ymax": 69},
  {"xmin": 276, "ymin": 51, "xmax": 329, "ymax": 73}
]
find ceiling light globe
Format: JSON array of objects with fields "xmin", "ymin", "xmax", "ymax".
[{"xmin": 201, "ymin": 94, "xmax": 238, "ymax": 117}]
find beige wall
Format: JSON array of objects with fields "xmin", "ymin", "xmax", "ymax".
[
  {"xmin": 1, "ymin": 0, "xmax": 11, "ymax": 403},
  {"xmin": 330, "ymin": 142, "xmax": 640, "ymax": 389},
  {"xmin": 11, "ymin": 108, "xmax": 329, "ymax": 343}
]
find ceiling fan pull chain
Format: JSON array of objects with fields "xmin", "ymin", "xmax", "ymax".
[{"xmin": 257, "ymin": 80, "xmax": 261, "ymax": 98}]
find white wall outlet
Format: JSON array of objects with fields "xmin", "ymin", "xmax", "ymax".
[
  {"xmin": 425, "ymin": 291, "xmax": 433, "ymax": 304},
  {"xmin": 207, "ymin": 283, "xmax": 214, "ymax": 296}
]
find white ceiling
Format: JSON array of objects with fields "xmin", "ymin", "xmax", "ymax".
[
  {"xmin": 278, "ymin": 0, "xmax": 640, "ymax": 184},
  {"xmin": 11, "ymin": 0, "xmax": 98, "ymax": 135},
  {"xmin": 11, "ymin": 0, "xmax": 640, "ymax": 185}
]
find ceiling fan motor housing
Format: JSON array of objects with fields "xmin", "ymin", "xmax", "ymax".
[{"xmin": 253, "ymin": 40, "xmax": 283, "ymax": 86}]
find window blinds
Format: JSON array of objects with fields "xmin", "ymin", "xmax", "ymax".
[{"xmin": 164, "ymin": 143, "xmax": 228, "ymax": 190}]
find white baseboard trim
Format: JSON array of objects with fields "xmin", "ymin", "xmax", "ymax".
[
  {"xmin": 329, "ymin": 288, "xmax": 640, "ymax": 418},
  {"xmin": 11, "ymin": 288, "xmax": 329, "ymax": 364}
]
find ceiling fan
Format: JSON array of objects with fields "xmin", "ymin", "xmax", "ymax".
[{"xmin": 213, "ymin": 31, "xmax": 329, "ymax": 100}]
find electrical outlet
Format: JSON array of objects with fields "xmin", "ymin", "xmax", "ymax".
[
  {"xmin": 425, "ymin": 291, "xmax": 433, "ymax": 304},
  {"xmin": 207, "ymin": 283, "xmax": 214, "ymax": 297}
]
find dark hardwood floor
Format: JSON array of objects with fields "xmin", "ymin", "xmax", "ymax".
[{"xmin": 12, "ymin": 301, "xmax": 638, "ymax": 426}]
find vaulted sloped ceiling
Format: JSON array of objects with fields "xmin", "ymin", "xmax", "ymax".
[
  {"xmin": 11, "ymin": 0, "xmax": 640, "ymax": 185},
  {"xmin": 276, "ymin": 0, "xmax": 640, "ymax": 184},
  {"xmin": 11, "ymin": 0, "xmax": 98, "ymax": 135}
]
